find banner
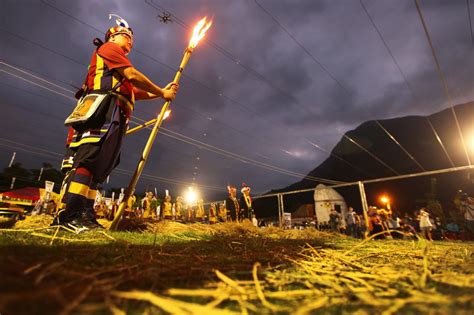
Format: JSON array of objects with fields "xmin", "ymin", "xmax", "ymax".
[{"xmin": 45, "ymin": 180, "xmax": 55, "ymax": 193}]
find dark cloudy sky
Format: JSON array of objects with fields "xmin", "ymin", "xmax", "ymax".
[{"xmin": 1, "ymin": 0, "xmax": 473, "ymax": 199}]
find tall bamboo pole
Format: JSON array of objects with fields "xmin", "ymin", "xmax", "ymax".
[{"xmin": 109, "ymin": 47, "xmax": 194, "ymax": 231}]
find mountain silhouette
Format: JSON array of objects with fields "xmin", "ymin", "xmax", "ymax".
[{"xmin": 254, "ymin": 101, "xmax": 474, "ymax": 218}]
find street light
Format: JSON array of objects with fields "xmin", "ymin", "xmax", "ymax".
[{"xmin": 184, "ymin": 186, "xmax": 198, "ymax": 205}]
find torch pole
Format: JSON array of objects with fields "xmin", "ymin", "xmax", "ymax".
[
  {"xmin": 126, "ymin": 119, "xmax": 158, "ymax": 135},
  {"xmin": 109, "ymin": 48, "xmax": 193, "ymax": 231}
]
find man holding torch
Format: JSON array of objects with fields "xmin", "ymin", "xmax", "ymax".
[{"xmin": 54, "ymin": 15, "xmax": 178, "ymax": 232}]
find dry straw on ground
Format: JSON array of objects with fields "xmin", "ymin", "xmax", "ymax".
[{"xmin": 1, "ymin": 215, "xmax": 473, "ymax": 314}]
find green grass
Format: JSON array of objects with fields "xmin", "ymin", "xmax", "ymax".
[{"xmin": 0, "ymin": 215, "xmax": 473, "ymax": 314}]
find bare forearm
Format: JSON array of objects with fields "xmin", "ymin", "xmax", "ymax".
[
  {"xmin": 134, "ymin": 88, "xmax": 160, "ymax": 100},
  {"xmin": 119, "ymin": 67, "xmax": 164, "ymax": 97},
  {"xmin": 117, "ymin": 66, "xmax": 177, "ymax": 101}
]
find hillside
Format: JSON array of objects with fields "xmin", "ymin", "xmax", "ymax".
[{"xmin": 255, "ymin": 102, "xmax": 474, "ymax": 216}]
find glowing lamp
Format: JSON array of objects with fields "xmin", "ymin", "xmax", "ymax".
[{"xmin": 185, "ymin": 187, "xmax": 198, "ymax": 205}]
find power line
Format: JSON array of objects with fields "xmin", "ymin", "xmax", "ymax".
[
  {"xmin": 426, "ymin": 118, "xmax": 455, "ymax": 167},
  {"xmin": 25, "ymin": 62, "xmax": 333, "ymax": 183},
  {"xmin": 39, "ymin": 0, "xmax": 278, "ymax": 126},
  {"xmin": 145, "ymin": 0, "xmax": 296, "ymax": 103},
  {"xmin": 20, "ymin": 1, "xmax": 376, "ymax": 177},
  {"xmin": 414, "ymin": 0, "xmax": 471, "ymax": 166},
  {"xmin": 0, "ymin": 68, "xmax": 75, "ymax": 101},
  {"xmin": 143, "ymin": 0, "xmax": 319, "ymax": 120},
  {"xmin": 4, "ymin": 56, "xmax": 448, "ymax": 186},
  {"xmin": 1, "ymin": 28, "xmax": 86, "ymax": 67},
  {"xmin": 3, "ymin": 67, "xmax": 343, "ymax": 186},
  {"xmin": 0, "ymin": 61, "xmax": 76, "ymax": 94},
  {"xmin": 253, "ymin": 1, "xmax": 402, "ymax": 176},
  {"xmin": 159, "ymin": 129, "xmax": 343, "ymax": 184},
  {"xmin": 6, "ymin": 0, "xmax": 420, "ymax": 179},
  {"xmin": 360, "ymin": 0, "xmax": 428, "ymax": 171},
  {"xmin": 306, "ymin": 140, "xmax": 372, "ymax": 177},
  {"xmin": 0, "ymin": 139, "xmax": 223, "ymax": 193},
  {"xmin": 358, "ymin": 0, "xmax": 456, "ymax": 169},
  {"xmin": 1, "ymin": 58, "xmax": 273, "ymax": 163},
  {"xmin": 343, "ymin": 134, "xmax": 400, "ymax": 175},
  {"xmin": 0, "ymin": 27, "xmax": 439, "ymax": 183},
  {"xmin": 1, "ymin": 60, "xmax": 80, "ymax": 90},
  {"xmin": 252, "ymin": 0, "xmax": 417, "ymax": 175},
  {"xmin": 0, "ymin": 81, "xmax": 71, "ymax": 108},
  {"xmin": 37, "ymin": 0, "xmax": 338, "ymax": 167},
  {"xmin": 130, "ymin": 115, "xmax": 344, "ymax": 184},
  {"xmin": 253, "ymin": 0, "xmax": 348, "ymax": 93},
  {"xmin": 468, "ymin": 0, "xmax": 474, "ymax": 46},
  {"xmin": 112, "ymin": 168, "xmax": 223, "ymax": 192},
  {"xmin": 252, "ymin": 0, "xmax": 422, "ymax": 175}
]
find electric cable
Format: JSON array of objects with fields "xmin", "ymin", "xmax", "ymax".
[
  {"xmin": 2, "ymin": 67, "xmax": 344, "ymax": 185},
  {"xmin": 414, "ymin": 0, "xmax": 471, "ymax": 166},
  {"xmin": 0, "ymin": 141, "xmax": 223, "ymax": 192},
  {"xmin": 32, "ymin": 1, "xmax": 375, "ymax": 176},
  {"xmin": 468, "ymin": 0, "xmax": 474, "ymax": 46},
  {"xmin": 253, "ymin": 0, "xmax": 416, "ymax": 175}
]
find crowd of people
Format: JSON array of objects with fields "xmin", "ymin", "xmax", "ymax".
[
  {"xmin": 322, "ymin": 191, "xmax": 474, "ymax": 241},
  {"xmin": 90, "ymin": 183, "xmax": 258, "ymax": 226}
]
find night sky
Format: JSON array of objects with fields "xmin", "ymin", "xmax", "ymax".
[{"xmin": 1, "ymin": 0, "xmax": 473, "ymax": 199}]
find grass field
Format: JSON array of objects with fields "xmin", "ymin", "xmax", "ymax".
[{"xmin": 0, "ymin": 215, "xmax": 473, "ymax": 314}]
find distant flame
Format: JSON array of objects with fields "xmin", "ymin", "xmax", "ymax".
[
  {"xmin": 189, "ymin": 17, "xmax": 212, "ymax": 49},
  {"xmin": 163, "ymin": 109, "xmax": 171, "ymax": 120}
]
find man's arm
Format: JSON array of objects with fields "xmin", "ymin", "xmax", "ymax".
[
  {"xmin": 133, "ymin": 88, "xmax": 159, "ymax": 100},
  {"xmin": 133, "ymin": 82, "xmax": 178, "ymax": 100},
  {"xmin": 115, "ymin": 66, "xmax": 177, "ymax": 101}
]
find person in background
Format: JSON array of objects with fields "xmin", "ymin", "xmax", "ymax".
[
  {"xmin": 368, "ymin": 206, "xmax": 384, "ymax": 239},
  {"xmin": 195, "ymin": 199, "xmax": 206, "ymax": 223},
  {"xmin": 174, "ymin": 196, "xmax": 184, "ymax": 222},
  {"xmin": 418, "ymin": 208, "xmax": 433, "ymax": 241},
  {"xmin": 459, "ymin": 192, "xmax": 474, "ymax": 236},
  {"xmin": 142, "ymin": 192, "xmax": 155, "ymax": 219},
  {"xmin": 161, "ymin": 194, "xmax": 173, "ymax": 220},
  {"xmin": 252, "ymin": 214, "xmax": 258, "ymax": 227},
  {"xmin": 209, "ymin": 203, "xmax": 217, "ymax": 225},
  {"xmin": 329, "ymin": 208, "xmax": 340, "ymax": 233},
  {"xmin": 239, "ymin": 184, "xmax": 253, "ymax": 221},
  {"xmin": 186, "ymin": 203, "xmax": 194, "ymax": 223},
  {"xmin": 345, "ymin": 207, "xmax": 357, "ymax": 237},
  {"xmin": 225, "ymin": 185, "xmax": 240, "ymax": 222},
  {"xmin": 125, "ymin": 194, "xmax": 136, "ymax": 218},
  {"xmin": 445, "ymin": 220, "xmax": 461, "ymax": 240},
  {"xmin": 217, "ymin": 202, "xmax": 227, "ymax": 223},
  {"xmin": 389, "ymin": 214, "xmax": 401, "ymax": 238}
]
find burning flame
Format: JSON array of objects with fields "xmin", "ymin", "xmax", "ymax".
[
  {"xmin": 163, "ymin": 109, "xmax": 171, "ymax": 120},
  {"xmin": 189, "ymin": 17, "xmax": 212, "ymax": 49}
]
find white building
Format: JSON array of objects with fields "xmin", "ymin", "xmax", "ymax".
[{"xmin": 314, "ymin": 184, "xmax": 348, "ymax": 226}]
